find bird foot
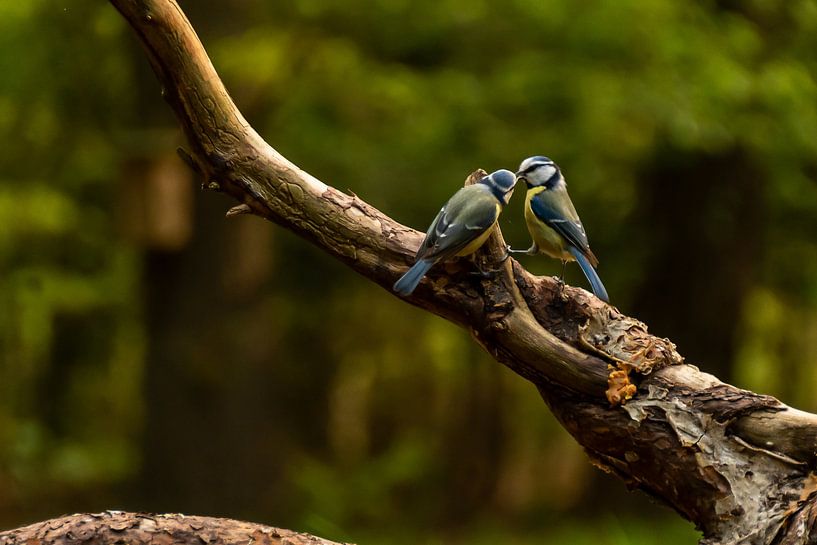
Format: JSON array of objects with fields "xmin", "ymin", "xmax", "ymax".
[{"xmin": 508, "ymin": 244, "xmax": 537, "ymax": 256}]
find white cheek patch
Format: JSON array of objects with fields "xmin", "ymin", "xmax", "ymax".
[{"xmin": 539, "ymin": 165, "xmax": 556, "ymax": 180}]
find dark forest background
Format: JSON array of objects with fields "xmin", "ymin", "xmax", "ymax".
[{"xmin": 2, "ymin": 1, "xmax": 817, "ymax": 543}]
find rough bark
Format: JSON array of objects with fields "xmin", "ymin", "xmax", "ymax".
[
  {"xmin": 62, "ymin": 1, "xmax": 817, "ymax": 543},
  {"xmin": 0, "ymin": 512, "xmax": 347, "ymax": 545}
]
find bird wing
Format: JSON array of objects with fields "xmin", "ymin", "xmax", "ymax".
[
  {"xmin": 529, "ymin": 190, "xmax": 598, "ymax": 265},
  {"xmin": 416, "ymin": 185, "xmax": 499, "ymax": 261},
  {"xmin": 416, "ymin": 206, "xmax": 447, "ymax": 259}
]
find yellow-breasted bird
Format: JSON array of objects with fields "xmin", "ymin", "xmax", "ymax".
[
  {"xmin": 511, "ymin": 156, "xmax": 609, "ymax": 302},
  {"xmin": 393, "ymin": 169, "xmax": 517, "ymax": 296}
]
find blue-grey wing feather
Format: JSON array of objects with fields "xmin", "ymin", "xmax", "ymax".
[
  {"xmin": 529, "ymin": 191, "xmax": 590, "ymax": 253},
  {"xmin": 416, "ymin": 185, "xmax": 498, "ymax": 260}
]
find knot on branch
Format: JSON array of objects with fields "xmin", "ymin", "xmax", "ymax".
[{"xmin": 579, "ymin": 308, "xmax": 683, "ymax": 374}]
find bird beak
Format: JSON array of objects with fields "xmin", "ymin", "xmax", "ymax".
[{"xmin": 515, "ymin": 170, "xmax": 525, "ymax": 178}]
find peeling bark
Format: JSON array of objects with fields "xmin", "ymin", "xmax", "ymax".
[{"xmin": 68, "ymin": 1, "xmax": 817, "ymax": 543}]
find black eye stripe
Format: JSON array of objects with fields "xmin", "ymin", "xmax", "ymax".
[{"xmin": 523, "ymin": 162, "xmax": 554, "ymax": 174}]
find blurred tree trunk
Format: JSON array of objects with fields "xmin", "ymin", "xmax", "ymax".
[
  {"xmin": 139, "ymin": 194, "xmax": 327, "ymax": 519},
  {"xmin": 632, "ymin": 145, "xmax": 762, "ymax": 381},
  {"xmin": 440, "ymin": 345, "xmax": 505, "ymax": 525}
]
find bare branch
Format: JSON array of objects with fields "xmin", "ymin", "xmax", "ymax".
[
  {"xmin": 107, "ymin": 1, "xmax": 817, "ymax": 542},
  {"xmin": 0, "ymin": 512, "xmax": 348, "ymax": 545}
]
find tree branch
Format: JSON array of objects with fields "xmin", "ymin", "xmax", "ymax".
[
  {"xmin": 108, "ymin": 1, "xmax": 817, "ymax": 542},
  {"xmin": 0, "ymin": 512, "xmax": 347, "ymax": 545}
]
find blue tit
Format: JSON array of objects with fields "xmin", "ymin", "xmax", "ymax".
[
  {"xmin": 393, "ymin": 169, "xmax": 517, "ymax": 296},
  {"xmin": 512, "ymin": 156, "xmax": 609, "ymax": 303}
]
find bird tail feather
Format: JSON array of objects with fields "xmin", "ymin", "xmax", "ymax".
[
  {"xmin": 568, "ymin": 246, "xmax": 609, "ymax": 303},
  {"xmin": 393, "ymin": 258, "xmax": 435, "ymax": 296}
]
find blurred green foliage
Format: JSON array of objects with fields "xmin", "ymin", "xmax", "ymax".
[{"xmin": 2, "ymin": 0, "xmax": 817, "ymax": 543}]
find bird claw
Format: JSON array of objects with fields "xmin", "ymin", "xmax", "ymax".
[{"xmin": 508, "ymin": 244, "xmax": 537, "ymax": 256}]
